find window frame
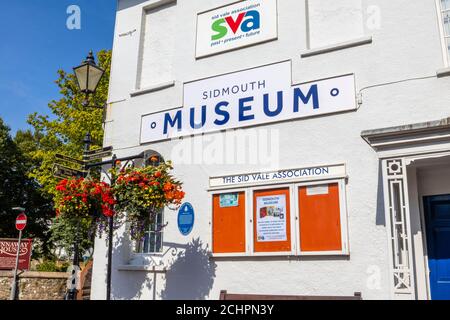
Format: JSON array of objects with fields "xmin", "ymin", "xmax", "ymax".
[
  {"xmin": 134, "ymin": 209, "xmax": 165, "ymax": 255},
  {"xmin": 132, "ymin": 150, "xmax": 165, "ymax": 256},
  {"xmin": 436, "ymin": 0, "xmax": 450, "ymax": 67},
  {"xmin": 134, "ymin": 0, "xmax": 177, "ymax": 93},
  {"xmin": 210, "ymin": 178, "xmax": 349, "ymax": 258}
]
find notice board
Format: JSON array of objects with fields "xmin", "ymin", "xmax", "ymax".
[{"xmin": 253, "ymin": 188, "xmax": 291, "ymax": 253}]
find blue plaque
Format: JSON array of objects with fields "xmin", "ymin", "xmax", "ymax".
[{"xmin": 178, "ymin": 203, "xmax": 194, "ymax": 236}]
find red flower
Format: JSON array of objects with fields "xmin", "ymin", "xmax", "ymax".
[
  {"xmin": 154, "ymin": 171, "xmax": 162, "ymax": 178},
  {"xmin": 165, "ymin": 191, "xmax": 174, "ymax": 200},
  {"xmin": 101, "ymin": 205, "xmax": 115, "ymax": 217},
  {"xmin": 163, "ymin": 182, "xmax": 173, "ymax": 192}
]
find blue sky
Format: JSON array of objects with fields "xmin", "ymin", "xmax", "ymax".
[{"xmin": 0, "ymin": 0, "xmax": 117, "ymax": 135}]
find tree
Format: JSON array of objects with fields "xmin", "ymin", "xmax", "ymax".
[
  {"xmin": 25, "ymin": 50, "xmax": 111, "ymax": 258},
  {"xmin": 0, "ymin": 119, "xmax": 54, "ymax": 258},
  {"xmin": 27, "ymin": 50, "xmax": 111, "ymax": 196}
]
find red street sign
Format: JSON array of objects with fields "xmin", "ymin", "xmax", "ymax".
[
  {"xmin": 0, "ymin": 239, "xmax": 33, "ymax": 270},
  {"xmin": 15, "ymin": 213, "xmax": 27, "ymax": 231}
]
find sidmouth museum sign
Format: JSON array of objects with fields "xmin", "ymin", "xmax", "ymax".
[
  {"xmin": 140, "ymin": 61, "xmax": 356, "ymax": 144},
  {"xmin": 195, "ymin": 0, "xmax": 278, "ymax": 58}
]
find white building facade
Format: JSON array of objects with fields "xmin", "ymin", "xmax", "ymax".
[{"xmin": 91, "ymin": 0, "xmax": 450, "ymax": 300}]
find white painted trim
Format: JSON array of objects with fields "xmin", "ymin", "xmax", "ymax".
[
  {"xmin": 417, "ymin": 192, "xmax": 432, "ymax": 300},
  {"xmin": 300, "ymin": 36, "xmax": 373, "ymax": 58},
  {"xmin": 435, "ymin": 0, "xmax": 449, "ymax": 67},
  {"xmin": 299, "ymin": 251, "xmax": 349, "ymax": 257},
  {"xmin": 407, "ymin": 166, "xmax": 432, "ymax": 300},
  {"xmin": 436, "ymin": 67, "xmax": 450, "ymax": 77},
  {"xmin": 401, "ymin": 160, "xmax": 417, "ymax": 300},
  {"xmin": 370, "ymin": 133, "xmax": 450, "ymax": 149},
  {"xmin": 405, "ymin": 166, "xmax": 427, "ymax": 299},
  {"xmin": 377, "ymin": 146, "xmax": 450, "ymax": 160},
  {"xmin": 142, "ymin": 0, "xmax": 176, "ymax": 11},
  {"xmin": 382, "ymin": 159, "xmax": 417, "ymax": 299},
  {"xmin": 246, "ymin": 188, "xmax": 252, "ymax": 255},
  {"xmin": 404, "ymin": 150, "xmax": 450, "ymax": 163},
  {"xmin": 210, "ymin": 252, "xmax": 249, "ymax": 258},
  {"xmin": 381, "ymin": 160, "xmax": 396, "ymax": 300},
  {"xmin": 293, "ymin": 184, "xmax": 300, "ymax": 255},
  {"xmin": 131, "ymin": 81, "xmax": 176, "ymax": 97},
  {"xmin": 340, "ymin": 179, "xmax": 350, "ymax": 255},
  {"xmin": 209, "ymin": 163, "xmax": 347, "ymax": 189},
  {"xmin": 208, "ymin": 174, "xmax": 348, "ymax": 191},
  {"xmin": 117, "ymin": 265, "xmax": 167, "ymax": 272}
]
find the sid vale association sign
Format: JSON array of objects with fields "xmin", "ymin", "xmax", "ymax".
[
  {"xmin": 140, "ymin": 61, "xmax": 357, "ymax": 144},
  {"xmin": 195, "ymin": 0, "xmax": 278, "ymax": 58}
]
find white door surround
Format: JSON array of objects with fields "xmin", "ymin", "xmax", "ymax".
[{"xmin": 362, "ymin": 117, "xmax": 450, "ymax": 300}]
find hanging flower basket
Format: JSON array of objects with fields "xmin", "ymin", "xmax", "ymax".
[
  {"xmin": 53, "ymin": 178, "xmax": 116, "ymax": 247},
  {"xmin": 111, "ymin": 159, "xmax": 185, "ymax": 240},
  {"xmin": 55, "ymin": 177, "xmax": 116, "ymax": 218},
  {"xmin": 53, "ymin": 159, "xmax": 185, "ymax": 242}
]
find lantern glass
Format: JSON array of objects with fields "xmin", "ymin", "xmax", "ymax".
[
  {"xmin": 87, "ymin": 64, "xmax": 105, "ymax": 92},
  {"xmin": 73, "ymin": 53, "xmax": 105, "ymax": 94},
  {"xmin": 74, "ymin": 64, "xmax": 89, "ymax": 92}
]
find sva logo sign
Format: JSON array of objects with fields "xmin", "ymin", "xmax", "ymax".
[{"xmin": 211, "ymin": 10, "xmax": 260, "ymax": 41}]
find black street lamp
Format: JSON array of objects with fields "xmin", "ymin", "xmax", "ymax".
[
  {"xmin": 72, "ymin": 51, "xmax": 145, "ymax": 301},
  {"xmin": 72, "ymin": 51, "xmax": 107, "ymax": 300},
  {"xmin": 73, "ymin": 51, "xmax": 105, "ymax": 108}
]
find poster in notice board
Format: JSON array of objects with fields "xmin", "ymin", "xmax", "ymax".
[
  {"xmin": 255, "ymin": 194, "xmax": 287, "ymax": 242},
  {"xmin": 219, "ymin": 193, "xmax": 239, "ymax": 208}
]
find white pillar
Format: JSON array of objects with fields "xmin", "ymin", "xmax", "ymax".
[{"xmin": 381, "ymin": 158, "xmax": 416, "ymax": 299}]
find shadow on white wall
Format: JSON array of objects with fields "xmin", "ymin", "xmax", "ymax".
[{"xmin": 160, "ymin": 238, "xmax": 217, "ymax": 300}]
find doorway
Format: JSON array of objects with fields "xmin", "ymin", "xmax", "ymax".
[{"xmin": 423, "ymin": 194, "xmax": 450, "ymax": 300}]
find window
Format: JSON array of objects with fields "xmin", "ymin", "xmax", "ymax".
[
  {"xmin": 136, "ymin": 2, "xmax": 176, "ymax": 90},
  {"xmin": 211, "ymin": 180, "xmax": 349, "ymax": 257},
  {"xmin": 135, "ymin": 150, "xmax": 164, "ymax": 254},
  {"xmin": 438, "ymin": 0, "xmax": 450, "ymax": 65},
  {"xmin": 306, "ymin": 0, "xmax": 364, "ymax": 49},
  {"xmin": 136, "ymin": 210, "xmax": 164, "ymax": 254}
]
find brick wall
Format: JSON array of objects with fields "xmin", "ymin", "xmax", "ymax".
[{"xmin": 0, "ymin": 271, "xmax": 69, "ymax": 300}]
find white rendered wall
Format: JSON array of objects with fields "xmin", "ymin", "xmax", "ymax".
[
  {"xmin": 92, "ymin": 0, "xmax": 450, "ymax": 300},
  {"xmin": 307, "ymin": 0, "xmax": 364, "ymax": 48}
]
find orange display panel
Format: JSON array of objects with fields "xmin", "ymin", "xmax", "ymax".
[
  {"xmin": 298, "ymin": 183, "xmax": 342, "ymax": 252},
  {"xmin": 253, "ymin": 188, "xmax": 291, "ymax": 253},
  {"xmin": 212, "ymin": 192, "xmax": 246, "ymax": 254}
]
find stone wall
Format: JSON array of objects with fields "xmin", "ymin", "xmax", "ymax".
[{"xmin": 0, "ymin": 271, "xmax": 69, "ymax": 300}]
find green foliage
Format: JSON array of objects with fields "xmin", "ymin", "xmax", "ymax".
[
  {"xmin": 36, "ymin": 260, "xmax": 70, "ymax": 272},
  {"xmin": 112, "ymin": 160, "xmax": 185, "ymax": 240},
  {"xmin": 27, "ymin": 50, "xmax": 111, "ymax": 196},
  {"xmin": 49, "ymin": 215, "xmax": 95, "ymax": 260},
  {"xmin": 0, "ymin": 118, "xmax": 54, "ymax": 259},
  {"xmin": 24, "ymin": 50, "xmax": 112, "ymax": 258}
]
